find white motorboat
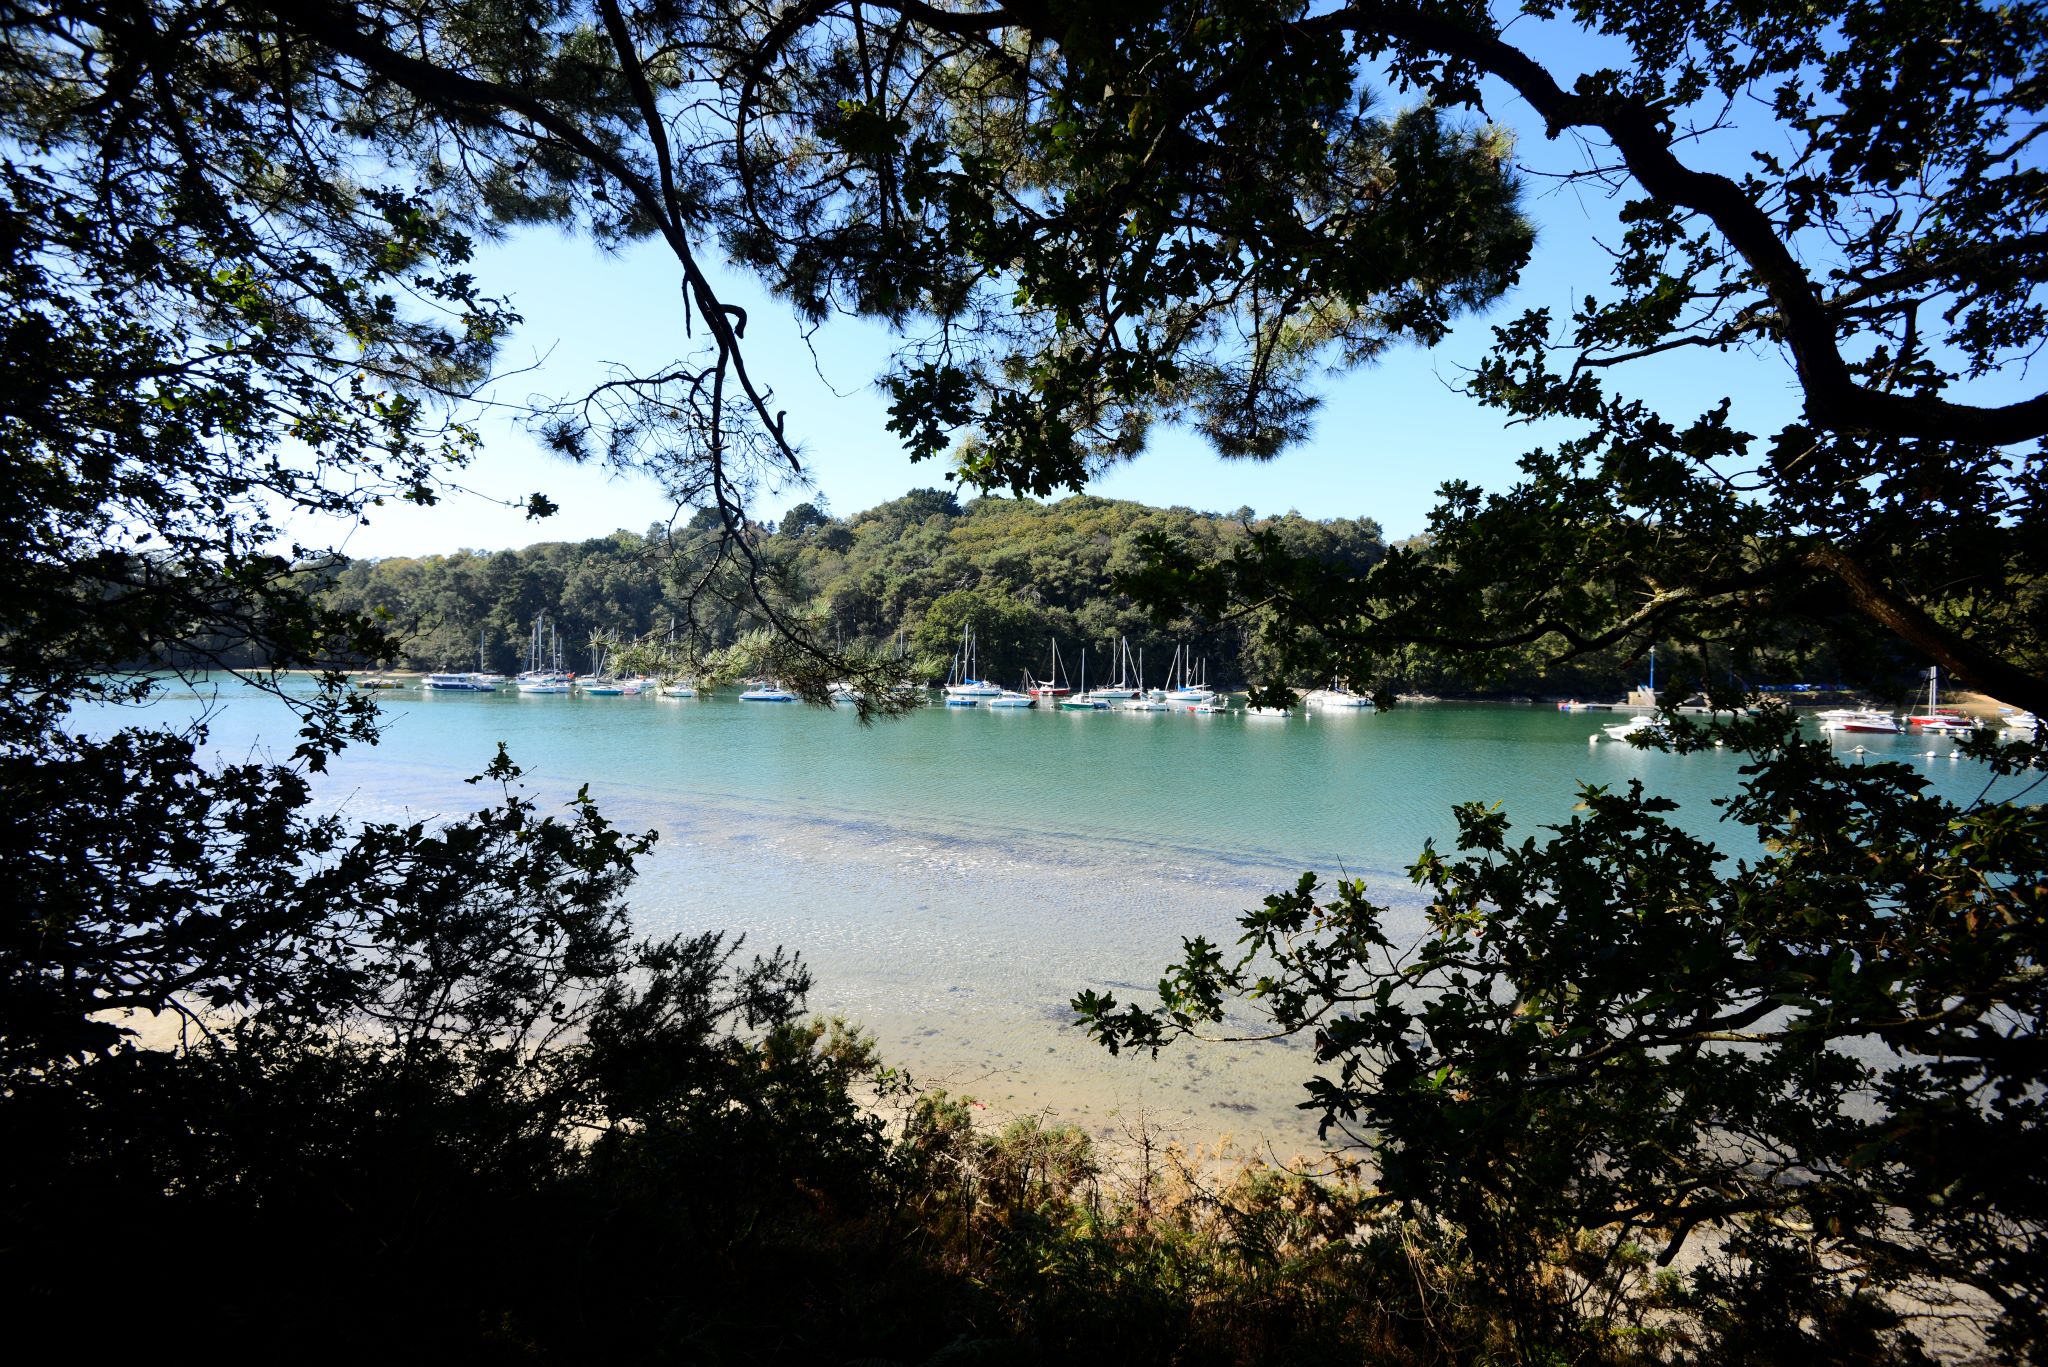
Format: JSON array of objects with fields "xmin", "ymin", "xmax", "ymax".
[
  {"xmin": 1599, "ymin": 715, "xmax": 1668, "ymax": 742},
  {"xmin": 427, "ymin": 631, "xmax": 504, "ymax": 691},
  {"xmin": 739, "ymin": 682, "xmax": 797, "ymax": 702},
  {"xmin": 1305, "ymin": 677, "xmax": 1373, "ymax": 710},
  {"xmin": 659, "ymin": 680, "xmax": 697, "ymax": 698},
  {"xmin": 1816, "ymin": 708, "xmax": 1900, "ymax": 734},
  {"xmin": 1245, "ymin": 705, "xmax": 1290, "ymax": 719},
  {"xmin": 425, "ymin": 672, "xmax": 495, "ymax": 692}
]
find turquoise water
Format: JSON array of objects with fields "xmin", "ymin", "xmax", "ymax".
[{"xmin": 95, "ymin": 680, "xmax": 2029, "ymax": 1154}]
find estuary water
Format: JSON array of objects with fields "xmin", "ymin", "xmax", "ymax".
[{"xmin": 101, "ymin": 678, "xmax": 2026, "ymax": 1156}]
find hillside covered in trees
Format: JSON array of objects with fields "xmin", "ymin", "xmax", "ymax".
[{"xmin": 318, "ymin": 490, "xmax": 1823, "ymax": 700}]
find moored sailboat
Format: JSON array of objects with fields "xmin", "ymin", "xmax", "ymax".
[
  {"xmin": 987, "ymin": 673, "xmax": 1036, "ymax": 707},
  {"xmin": 1083, "ymin": 638, "xmax": 1142, "ymax": 703},
  {"xmin": 517, "ymin": 614, "xmax": 573, "ymax": 693},
  {"xmin": 943, "ymin": 622, "xmax": 1001, "ymax": 705},
  {"xmin": 1904, "ymin": 666, "xmax": 1978, "ymax": 733},
  {"xmin": 1059, "ymin": 646, "xmax": 1108, "ymax": 709},
  {"xmin": 1026, "ymin": 638, "xmax": 1072, "ymax": 698}
]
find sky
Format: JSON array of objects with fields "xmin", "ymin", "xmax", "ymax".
[{"xmin": 319, "ymin": 24, "xmax": 1823, "ymax": 562}]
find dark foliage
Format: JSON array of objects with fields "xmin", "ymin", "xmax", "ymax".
[
  {"xmin": 6, "ymin": 1, "xmax": 2044, "ymax": 1361},
  {"xmin": 1081, "ymin": 714, "xmax": 2048, "ymax": 1358}
]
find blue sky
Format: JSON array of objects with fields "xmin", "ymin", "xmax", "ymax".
[{"xmin": 327, "ymin": 33, "xmax": 1822, "ymax": 561}]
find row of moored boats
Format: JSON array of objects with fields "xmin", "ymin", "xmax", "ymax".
[
  {"xmin": 1590, "ymin": 667, "xmax": 2037, "ymax": 742},
  {"xmin": 936, "ymin": 631, "xmax": 1370, "ymax": 715},
  {"xmin": 1814, "ymin": 667, "xmax": 2031, "ymax": 736},
  {"xmin": 370, "ymin": 636, "xmax": 2040, "ymax": 738},
  {"xmin": 364, "ymin": 627, "xmax": 1377, "ymax": 715}
]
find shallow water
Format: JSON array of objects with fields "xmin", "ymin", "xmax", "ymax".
[{"xmin": 89, "ymin": 679, "xmax": 2028, "ymax": 1155}]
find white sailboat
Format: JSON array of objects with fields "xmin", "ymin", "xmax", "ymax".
[
  {"xmin": 1060, "ymin": 647, "xmax": 1108, "ymax": 709},
  {"xmin": 1120, "ymin": 646, "xmax": 1169, "ymax": 710},
  {"xmin": 1163, "ymin": 646, "xmax": 1217, "ymax": 706},
  {"xmin": 987, "ymin": 672, "xmax": 1036, "ymax": 708},
  {"xmin": 943, "ymin": 622, "xmax": 1001, "ymax": 705},
  {"xmin": 1081, "ymin": 638, "xmax": 1141, "ymax": 703},
  {"xmin": 517, "ymin": 615, "xmax": 572, "ymax": 693},
  {"xmin": 467, "ymin": 629, "xmax": 504, "ymax": 687},
  {"xmin": 578, "ymin": 645, "xmax": 636, "ymax": 695}
]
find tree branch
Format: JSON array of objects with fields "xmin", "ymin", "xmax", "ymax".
[
  {"xmin": 1312, "ymin": 3, "xmax": 2048, "ymax": 447},
  {"xmin": 1807, "ymin": 543, "xmax": 2047, "ymax": 714}
]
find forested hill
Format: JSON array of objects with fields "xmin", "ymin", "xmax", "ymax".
[{"xmin": 315, "ymin": 489, "xmax": 1649, "ymax": 696}]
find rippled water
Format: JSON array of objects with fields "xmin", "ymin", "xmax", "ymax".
[{"xmin": 91, "ymin": 679, "xmax": 2028, "ymax": 1155}]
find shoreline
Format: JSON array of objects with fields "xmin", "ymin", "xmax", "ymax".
[{"xmin": 315, "ymin": 668, "xmax": 2024, "ymax": 717}]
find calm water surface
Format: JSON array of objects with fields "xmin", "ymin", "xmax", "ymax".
[{"xmin": 104, "ymin": 679, "xmax": 2027, "ymax": 1155}]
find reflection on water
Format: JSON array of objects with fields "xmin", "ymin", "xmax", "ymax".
[{"xmin": 90, "ymin": 679, "xmax": 2031, "ymax": 1154}]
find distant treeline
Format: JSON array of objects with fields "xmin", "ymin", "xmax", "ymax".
[{"xmin": 313, "ymin": 490, "xmax": 1774, "ymax": 698}]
